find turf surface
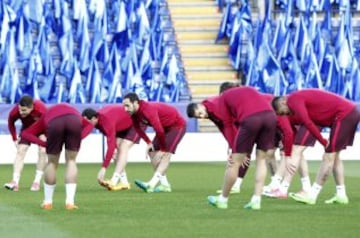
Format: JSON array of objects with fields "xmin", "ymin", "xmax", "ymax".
[{"xmin": 0, "ymin": 161, "xmax": 359, "ymax": 238}]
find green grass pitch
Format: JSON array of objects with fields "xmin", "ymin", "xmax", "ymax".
[{"xmin": 0, "ymin": 161, "xmax": 358, "ymax": 238}]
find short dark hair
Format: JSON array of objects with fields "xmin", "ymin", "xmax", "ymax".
[
  {"xmin": 82, "ymin": 108, "xmax": 98, "ymax": 119},
  {"xmin": 271, "ymin": 96, "xmax": 284, "ymax": 111},
  {"xmin": 123, "ymin": 92, "xmax": 140, "ymax": 103},
  {"xmin": 186, "ymin": 103, "xmax": 198, "ymax": 118},
  {"xmin": 219, "ymin": 82, "xmax": 240, "ymax": 94},
  {"xmin": 18, "ymin": 95, "xmax": 34, "ymax": 107}
]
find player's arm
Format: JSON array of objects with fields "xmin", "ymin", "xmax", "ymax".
[
  {"xmin": 20, "ymin": 118, "xmax": 46, "ymax": 147},
  {"xmin": 288, "ymin": 100, "xmax": 327, "ymax": 147},
  {"xmin": 101, "ymin": 125, "xmax": 117, "ymax": 169},
  {"xmin": 81, "ymin": 117, "xmax": 95, "ymax": 139},
  {"xmin": 277, "ymin": 116, "xmax": 294, "ymax": 157},
  {"xmin": 8, "ymin": 106, "xmax": 19, "ymax": 142},
  {"xmin": 143, "ymin": 109, "xmax": 166, "ymax": 151}
]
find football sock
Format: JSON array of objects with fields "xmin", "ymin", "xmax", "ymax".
[
  {"xmin": 250, "ymin": 195, "xmax": 261, "ymax": 203},
  {"xmin": 218, "ymin": 194, "xmax": 228, "ymax": 203},
  {"xmin": 119, "ymin": 172, "xmax": 129, "ymax": 184},
  {"xmin": 43, "ymin": 183, "xmax": 56, "ymax": 204},
  {"xmin": 232, "ymin": 178, "xmax": 242, "ymax": 189},
  {"xmin": 301, "ymin": 176, "xmax": 311, "ymax": 193},
  {"xmin": 269, "ymin": 174, "xmax": 282, "ymax": 188},
  {"xmin": 148, "ymin": 172, "xmax": 162, "ymax": 188},
  {"xmin": 110, "ymin": 172, "xmax": 121, "ymax": 185},
  {"xmin": 336, "ymin": 185, "xmax": 347, "ymax": 197},
  {"xmin": 279, "ymin": 181, "xmax": 289, "ymax": 194},
  {"xmin": 13, "ymin": 172, "xmax": 20, "ymax": 184},
  {"xmin": 159, "ymin": 175, "xmax": 170, "ymax": 187},
  {"xmin": 65, "ymin": 183, "xmax": 77, "ymax": 205},
  {"xmin": 308, "ymin": 183, "xmax": 322, "ymax": 200},
  {"xmin": 34, "ymin": 170, "xmax": 44, "ymax": 183}
]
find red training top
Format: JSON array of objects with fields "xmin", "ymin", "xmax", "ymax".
[
  {"xmin": 8, "ymin": 100, "xmax": 47, "ymax": 141},
  {"xmin": 287, "ymin": 89, "xmax": 355, "ymax": 146},
  {"xmin": 131, "ymin": 101, "xmax": 186, "ymax": 151},
  {"xmin": 95, "ymin": 105, "xmax": 133, "ymax": 168}
]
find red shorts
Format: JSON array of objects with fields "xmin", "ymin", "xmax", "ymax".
[
  {"xmin": 233, "ymin": 111, "xmax": 277, "ymax": 154},
  {"xmin": 153, "ymin": 126, "xmax": 186, "ymax": 153},
  {"xmin": 327, "ymin": 108, "xmax": 360, "ymax": 153},
  {"xmin": 294, "ymin": 126, "xmax": 317, "ymax": 146},
  {"xmin": 116, "ymin": 126, "xmax": 143, "ymax": 144},
  {"xmin": 47, "ymin": 114, "xmax": 82, "ymax": 154}
]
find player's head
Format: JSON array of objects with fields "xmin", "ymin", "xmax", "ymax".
[
  {"xmin": 82, "ymin": 108, "xmax": 98, "ymax": 125},
  {"xmin": 18, "ymin": 95, "xmax": 34, "ymax": 118},
  {"xmin": 123, "ymin": 92, "xmax": 140, "ymax": 116},
  {"xmin": 186, "ymin": 103, "xmax": 208, "ymax": 119},
  {"xmin": 272, "ymin": 96, "xmax": 290, "ymax": 115},
  {"xmin": 219, "ymin": 81, "xmax": 240, "ymax": 94}
]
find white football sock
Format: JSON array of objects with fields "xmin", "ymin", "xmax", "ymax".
[
  {"xmin": 308, "ymin": 183, "xmax": 322, "ymax": 200},
  {"xmin": 119, "ymin": 172, "xmax": 129, "ymax": 184},
  {"xmin": 250, "ymin": 195, "xmax": 261, "ymax": 203},
  {"xmin": 65, "ymin": 183, "xmax": 77, "ymax": 205},
  {"xmin": 13, "ymin": 172, "xmax": 20, "ymax": 184},
  {"xmin": 301, "ymin": 176, "xmax": 311, "ymax": 193},
  {"xmin": 218, "ymin": 194, "xmax": 228, "ymax": 203},
  {"xmin": 336, "ymin": 185, "xmax": 347, "ymax": 197},
  {"xmin": 33, "ymin": 170, "xmax": 44, "ymax": 183},
  {"xmin": 232, "ymin": 178, "xmax": 242, "ymax": 189},
  {"xmin": 43, "ymin": 183, "xmax": 56, "ymax": 204},
  {"xmin": 148, "ymin": 172, "xmax": 162, "ymax": 188},
  {"xmin": 110, "ymin": 172, "xmax": 121, "ymax": 185},
  {"xmin": 159, "ymin": 175, "xmax": 170, "ymax": 187},
  {"xmin": 279, "ymin": 181, "xmax": 289, "ymax": 194}
]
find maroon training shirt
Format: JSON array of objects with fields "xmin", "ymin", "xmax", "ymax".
[
  {"xmin": 95, "ymin": 105, "xmax": 133, "ymax": 168},
  {"xmin": 219, "ymin": 86, "xmax": 273, "ymax": 145},
  {"xmin": 287, "ymin": 89, "xmax": 356, "ymax": 146},
  {"xmin": 20, "ymin": 104, "xmax": 93, "ymax": 147},
  {"xmin": 131, "ymin": 100, "xmax": 186, "ymax": 151},
  {"xmin": 8, "ymin": 100, "xmax": 47, "ymax": 141}
]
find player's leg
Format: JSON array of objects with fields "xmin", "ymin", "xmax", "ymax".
[
  {"xmin": 4, "ymin": 143, "xmax": 29, "ymax": 191},
  {"xmin": 64, "ymin": 150, "xmax": 79, "ymax": 210},
  {"xmin": 324, "ymin": 153, "xmax": 348, "ymax": 204},
  {"xmin": 135, "ymin": 126, "xmax": 185, "ymax": 193},
  {"xmin": 208, "ymin": 152, "xmax": 247, "ymax": 209},
  {"xmin": 63, "ymin": 115, "xmax": 82, "ymax": 210},
  {"xmin": 216, "ymin": 155, "xmax": 250, "ymax": 194},
  {"xmin": 293, "ymin": 109, "xmax": 359, "ymax": 205},
  {"xmin": 31, "ymin": 134, "xmax": 47, "ymax": 191},
  {"xmin": 108, "ymin": 138, "xmax": 133, "ymax": 190},
  {"xmin": 42, "ymin": 153, "xmax": 60, "ymax": 209}
]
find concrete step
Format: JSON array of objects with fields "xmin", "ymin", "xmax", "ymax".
[
  {"xmin": 176, "ymin": 31, "xmax": 218, "ymax": 41},
  {"xmin": 169, "ymin": 5, "xmax": 219, "ymax": 16},
  {"xmin": 179, "ymin": 44, "xmax": 228, "ymax": 54},
  {"xmin": 167, "ymin": 0, "xmax": 217, "ymax": 7},
  {"xmin": 190, "ymin": 84, "xmax": 219, "ymax": 97},
  {"xmin": 172, "ymin": 18, "xmax": 221, "ymax": 28},
  {"xmin": 187, "ymin": 71, "xmax": 238, "ymax": 84},
  {"xmin": 183, "ymin": 57, "xmax": 231, "ymax": 67}
]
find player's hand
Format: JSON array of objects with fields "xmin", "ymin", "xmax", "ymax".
[
  {"xmin": 227, "ymin": 154, "xmax": 235, "ymax": 165},
  {"xmin": 227, "ymin": 147, "xmax": 232, "ymax": 156},
  {"xmin": 323, "ymin": 139, "xmax": 329, "ymax": 148},
  {"xmin": 97, "ymin": 167, "xmax": 106, "ymax": 184},
  {"xmin": 145, "ymin": 143, "xmax": 155, "ymax": 159}
]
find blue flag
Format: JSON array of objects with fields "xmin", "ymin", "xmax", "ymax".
[
  {"xmin": 68, "ymin": 61, "xmax": 86, "ymax": 103},
  {"xmin": 86, "ymin": 59, "xmax": 103, "ymax": 103},
  {"xmin": 28, "ymin": 0, "xmax": 43, "ymax": 23},
  {"xmin": 216, "ymin": 2, "xmax": 231, "ymax": 43},
  {"xmin": 350, "ymin": 58, "xmax": 360, "ymax": 101},
  {"xmin": 0, "ymin": 28, "xmax": 22, "ymax": 103}
]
